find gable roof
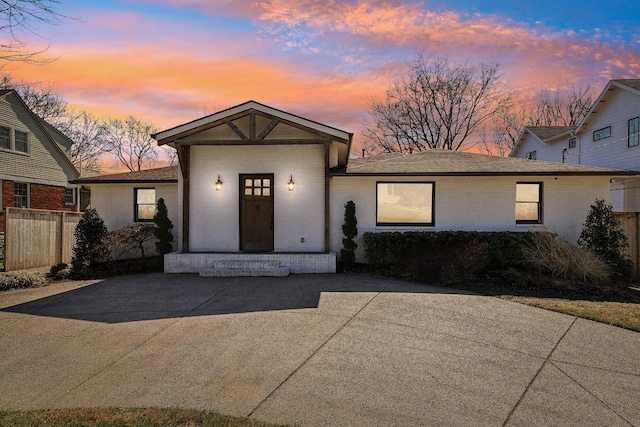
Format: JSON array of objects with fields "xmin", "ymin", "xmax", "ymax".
[
  {"xmin": 339, "ymin": 150, "xmax": 636, "ymax": 176},
  {"xmin": 154, "ymin": 100, "xmax": 352, "ymax": 144},
  {"xmin": 509, "ymin": 126, "xmax": 575, "ymax": 157},
  {"xmin": 73, "ymin": 166, "xmax": 178, "ymax": 184},
  {"xmin": 0, "ymin": 90, "xmax": 79, "ymax": 180},
  {"xmin": 575, "ymin": 79, "xmax": 640, "ymax": 133}
]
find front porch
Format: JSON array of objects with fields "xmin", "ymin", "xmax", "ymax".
[{"xmin": 164, "ymin": 252, "xmax": 337, "ymax": 275}]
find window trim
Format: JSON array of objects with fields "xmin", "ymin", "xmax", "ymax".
[
  {"xmin": 628, "ymin": 117, "xmax": 639, "ymax": 148},
  {"xmin": 515, "ymin": 182, "xmax": 543, "ymax": 225},
  {"xmin": 14, "ymin": 129, "xmax": 29, "ymax": 153},
  {"xmin": 13, "ymin": 182, "xmax": 29, "ymax": 209},
  {"xmin": 133, "ymin": 187, "xmax": 156, "ymax": 222},
  {"xmin": 65, "ymin": 187, "xmax": 76, "ymax": 206},
  {"xmin": 0, "ymin": 126, "xmax": 30, "ymax": 153},
  {"xmin": 375, "ymin": 181, "xmax": 435, "ymax": 226},
  {"xmin": 593, "ymin": 126, "xmax": 612, "ymax": 142}
]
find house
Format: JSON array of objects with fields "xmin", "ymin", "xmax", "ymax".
[
  {"xmin": 510, "ymin": 79, "xmax": 640, "ymax": 212},
  {"xmin": 74, "ymin": 166, "xmax": 179, "ymax": 232},
  {"xmin": 132, "ymin": 100, "xmax": 633, "ymax": 274},
  {"xmin": 0, "ymin": 89, "xmax": 80, "ymax": 231}
]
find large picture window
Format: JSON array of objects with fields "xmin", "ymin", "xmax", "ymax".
[
  {"xmin": 515, "ymin": 182, "xmax": 542, "ymax": 224},
  {"xmin": 134, "ymin": 188, "xmax": 156, "ymax": 222},
  {"xmin": 376, "ymin": 182, "xmax": 434, "ymax": 226}
]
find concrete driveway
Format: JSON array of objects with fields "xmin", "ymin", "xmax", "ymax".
[{"xmin": 0, "ymin": 273, "xmax": 638, "ymax": 426}]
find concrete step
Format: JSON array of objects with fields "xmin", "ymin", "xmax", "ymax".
[
  {"xmin": 199, "ymin": 267, "xmax": 290, "ymax": 277},
  {"xmin": 213, "ymin": 260, "xmax": 282, "ymax": 269},
  {"xmin": 199, "ymin": 260, "xmax": 291, "ymax": 277}
]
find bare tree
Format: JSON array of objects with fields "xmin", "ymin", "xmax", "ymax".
[
  {"xmin": 65, "ymin": 110, "xmax": 105, "ymax": 172},
  {"xmin": 102, "ymin": 115, "xmax": 160, "ymax": 171},
  {"xmin": 0, "ymin": 0, "xmax": 64, "ymax": 63},
  {"xmin": 480, "ymin": 103, "xmax": 528, "ymax": 157},
  {"xmin": 0, "ymin": 73, "xmax": 68, "ymax": 125},
  {"xmin": 530, "ymin": 84, "xmax": 594, "ymax": 127},
  {"xmin": 362, "ymin": 54, "xmax": 511, "ymax": 153}
]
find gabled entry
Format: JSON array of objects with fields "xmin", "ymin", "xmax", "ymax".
[{"xmin": 240, "ymin": 174, "xmax": 274, "ymax": 251}]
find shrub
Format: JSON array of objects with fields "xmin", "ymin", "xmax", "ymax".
[
  {"xmin": 111, "ymin": 224, "xmax": 157, "ymax": 258},
  {"xmin": 153, "ymin": 198, "xmax": 174, "ymax": 255},
  {"xmin": 524, "ymin": 232, "xmax": 611, "ymax": 285},
  {"xmin": 48, "ymin": 263, "xmax": 69, "ymax": 280},
  {"xmin": 71, "ymin": 209, "xmax": 109, "ymax": 276},
  {"xmin": 362, "ymin": 231, "xmax": 538, "ymax": 282},
  {"xmin": 340, "ymin": 201, "xmax": 358, "ymax": 269},
  {"xmin": 578, "ymin": 199, "xmax": 632, "ymax": 278},
  {"xmin": 0, "ymin": 271, "xmax": 46, "ymax": 291}
]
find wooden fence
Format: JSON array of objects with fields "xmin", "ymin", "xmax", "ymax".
[
  {"xmin": 614, "ymin": 212, "xmax": 640, "ymax": 279},
  {"xmin": 4, "ymin": 208, "xmax": 83, "ymax": 272}
]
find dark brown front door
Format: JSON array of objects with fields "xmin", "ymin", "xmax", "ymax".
[{"xmin": 240, "ymin": 174, "xmax": 274, "ymax": 251}]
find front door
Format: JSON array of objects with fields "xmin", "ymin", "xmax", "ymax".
[{"xmin": 240, "ymin": 174, "xmax": 274, "ymax": 251}]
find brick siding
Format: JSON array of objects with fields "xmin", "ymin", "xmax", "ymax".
[{"xmin": 1, "ymin": 179, "xmax": 76, "ymax": 230}]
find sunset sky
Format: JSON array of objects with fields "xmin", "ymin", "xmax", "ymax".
[{"xmin": 4, "ymin": 0, "xmax": 640, "ymax": 148}]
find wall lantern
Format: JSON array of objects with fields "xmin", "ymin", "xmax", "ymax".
[
  {"xmin": 287, "ymin": 175, "xmax": 295, "ymax": 192},
  {"xmin": 215, "ymin": 175, "xmax": 223, "ymax": 191}
]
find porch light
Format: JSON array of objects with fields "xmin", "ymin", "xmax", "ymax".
[
  {"xmin": 287, "ymin": 175, "xmax": 295, "ymax": 191},
  {"xmin": 215, "ymin": 175, "xmax": 223, "ymax": 191}
]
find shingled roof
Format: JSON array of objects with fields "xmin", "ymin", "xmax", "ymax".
[
  {"xmin": 74, "ymin": 166, "xmax": 178, "ymax": 183},
  {"xmin": 339, "ymin": 150, "xmax": 636, "ymax": 176}
]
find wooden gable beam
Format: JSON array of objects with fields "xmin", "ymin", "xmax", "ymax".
[
  {"xmin": 257, "ymin": 119, "xmax": 279, "ymax": 140},
  {"xmin": 225, "ymin": 120, "xmax": 248, "ymax": 140}
]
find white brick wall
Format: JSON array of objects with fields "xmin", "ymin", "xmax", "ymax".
[
  {"xmin": 90, "ymin": 183, "xmax": 179, "ymax": 231},
  {"xmin": 187, "ymin": 144, "xmax": 326, "ymax": 252},
  {"xmin": 329, "ymin": 175, "xmax": 611, "ymax": 262}
]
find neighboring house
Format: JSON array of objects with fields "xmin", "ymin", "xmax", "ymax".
[
  {"xmin": 136, "ymin": 100, "xmax": 633, "ymax": 274},
  {"xmin": 73, "ymin": 166, "xmax": 179, "ymax": 233},
  {"xmin": 511, "ymin": 79, "xmax": 640, "ymax": 212},
  {"xmin": 0, "ymin": 89, "xmax": 80, "ymax": 231}
]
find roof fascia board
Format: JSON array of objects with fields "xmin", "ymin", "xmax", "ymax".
[
  {"xmin": 574, "ymin": 79, "xmax": 640, "ymax": 134},
  {"xmin": 154, "ymin": 100, "xmax": 350, "ymax": 144}
]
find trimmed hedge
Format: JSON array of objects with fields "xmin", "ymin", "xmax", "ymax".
[{"xmin": 363, "ymin": 231, "xmax": 540, "ymax": 283}]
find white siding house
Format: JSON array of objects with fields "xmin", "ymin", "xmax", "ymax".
[
  {"xmin": 138, "ymin": 101, "xmax": 634, "ymax": 274},
  {"xmin": 511, "ymin": 79, "xmax": 640, "ymax": 212}
]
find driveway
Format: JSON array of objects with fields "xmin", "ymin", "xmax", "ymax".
[{"xmin": 0, "ymin": 273, "xmax": 638, "ymax": 426}]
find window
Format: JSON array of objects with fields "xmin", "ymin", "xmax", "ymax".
[
  {"xmin": 593, "ymin": 126, "xmax": 611, "ymax": 142},
  {"xmin": 65, "ymin": 188, "xmax": 75, "ymax": 205},
  {"xmin": 629, "ymin": 117, "xmax": 639, "ymax": 148},
  {"xmin": 14, "ymin": 130, "xmax": 28, "ymax": 153},
  {"xmin": 0, "ymin": 126, "xmax": 10, "ymax": 149},
  {"xmin": 376, "ymin": 182, "xmax": 434, "ymax": 226},
  {"xmin": 515, "ymin": 183, "xmax": 542, "ymax": 224},
  {"xmin": 13, "ymin": 182, "xmax": 29, "ymax": 208},
  {"xmin": 525, "ymin": 151, "xmax": 537, "ymax": 160},
  {"xmin": 134, "ymin": 188, "xmax": 156, "ymax": 221},
  {"xmin": 568, "ymin": 138, "xmax": 576, "ymax": 149}
]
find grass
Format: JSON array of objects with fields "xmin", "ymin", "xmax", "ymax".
[
  {"xmin": 0, "ymin": 407, "xmax": 290, "ymax": 427},
  {"xmin": 509, "ymin": 297, "xmax": 640, "ymax": 332}
]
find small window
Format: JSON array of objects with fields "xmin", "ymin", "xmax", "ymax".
[
  {"xmin": 515, "ymin": 183, "xmax": 542, "ymax": 224},
  {"xmin": 376, "ymin": 182, "xmax": 434, "ymax": 226},
  {"xmin": 14, "ymin": 130, "xmax": 28, "ymax": 153},
  {"xmin": 13, "ymin": 182, "xmax": 29, "ymax": 208},
  {"xmin": 629, "ymin": 117, "xmax": 639, "ymax": 148},
  {"xmin": 568, "ymin": 138, "xmax": 576, "ymax": 149},
  {"xmin": 593, "ymin": 126, "xmax": 611, "ymax": 142},
  {"xmin": 525, "ymin": 151, "xmax": 537, "ymax": 160},
  {"xmin": 65, "ymin": 188, "xmax": 75, "ymax": 205},
  {"xmin": 134, "ymin": 188, "xmax": 156, "ymax": 221},
  {"xmin": 0, "ymin": 126, "xmax": 10, "ymax": 149}
]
